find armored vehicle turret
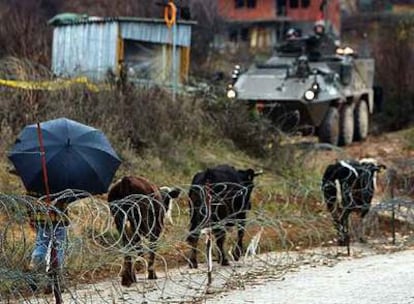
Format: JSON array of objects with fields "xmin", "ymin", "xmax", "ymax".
[{"xmin": 226, "ymin": 33, "xmax": 375, "ymax": 146}]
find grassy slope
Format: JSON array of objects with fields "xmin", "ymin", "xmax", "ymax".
[{"xmin": 0, "ymin": 126, "xmax": 412, "ymax": 293}]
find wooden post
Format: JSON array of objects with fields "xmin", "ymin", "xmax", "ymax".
[
  {"xmin": 36, "ymin": 123, "xmax": 62, "ymax": 304},
  {"xmin": 36, "ymin": 123, "xmax": 50, "ymax": 203},
  {"xmin": 205, "ymin": 181, "xmax": 212, "ymax": 285},
  {"xmin": 388, "ymin": 169, "xmax": 396, "ymax": 245},
  {"xmin": 180, "ymin": 46, "xmax": 190, "ymax": 84}
]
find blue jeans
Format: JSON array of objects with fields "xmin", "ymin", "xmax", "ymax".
[{"xmin": 31, "ymin": 223, "xmax": 67, "ymax": 271}]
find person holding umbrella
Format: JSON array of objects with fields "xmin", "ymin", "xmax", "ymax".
[
  {"xmin": 26, "ymin": 191, "xmax": 75, "ymax": 293},
  {"xmin": 8, "ymin": 117, "xmax": 121, "ymax": 297}
]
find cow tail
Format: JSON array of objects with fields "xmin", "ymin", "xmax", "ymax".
[
  {"xmin": 321, "ymin": 165, "xmax": 338, "ymax": 212},
  {"xmin": 205, "ymin": 168, "xmax": 213, "ymax": 181},
  {"xmin": 120, "ymin": 176, "xmax": 131, "ymax": 196}
]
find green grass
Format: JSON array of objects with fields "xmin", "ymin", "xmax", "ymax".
[
  {"xmin": 1, "ymin": 79, "xmax": 411, "ymax": 298},
  {"xmin": 402, "ymin": 127, "xmax": 414, "ymax": 151}
]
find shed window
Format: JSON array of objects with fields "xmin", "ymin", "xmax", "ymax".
[
  {"xmin": 124, "ymin": 40, "xmax": 162, "ymax": 81},
  {"xmin": 290, "ymin": 0, "xmax": 299, "ymax": 8},
  {"xmin": 301, "ymin": 0, "xmax": 310, "ymax": 8}
]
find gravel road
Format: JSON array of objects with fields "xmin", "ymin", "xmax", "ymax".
[{"xmin": 208, "ymin": 249, "xmax": 414, "ymax": 304}]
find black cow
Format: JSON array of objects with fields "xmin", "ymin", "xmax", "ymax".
[
  {"xmin": 187, "ymin": 165, "xmax": 261, "ymax": 268},
  {"xmin": 107, "ymin": 176, "xmax": 181, "ymax": 286},
  {"xmin": 321, "ymin": 159, "xmax": 386, "ymax": 247}
]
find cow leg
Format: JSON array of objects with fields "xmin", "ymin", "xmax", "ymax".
[
  {"xmin": 186, "ymin": 233, "xmax": 200, "ymax": 269},
  {"xmin": 120, "ymin": 212, "xmax": 143, "ymax": 286},
  {"xmin": 325, "ymin": 195, "xmax": 344, "ymax": 245},
  {"xmin": 233, "ymin": 221, "xmax": 246, "ymax": 261},
  {"xmin": 339, "ymin": 186, "xmax": 353, "ymax": 249},
  {"xmin": 112, "ymin": 210, "xmax": 137, "ymax": 286},
  {"xmin": 147, "ymin": 249, "xmax": 157, "ymax": 280},
  {"xmin": 213, "ymin": 228, "xmax": 229, "ymax": 266},
  {"xmin": 357, "ymin": 209, "xmax": 370, "ymax": 243},
  {"xmin": 324, "ymin": 179, "xmax": 350, "ymax": 246},
  {"xmin": 147, "ymin": 230, "xmax": 162, "ymax": 280},
  {"xmin": 187, "ymin": 214, "xmax": 202, "ymax": 269},
  {"xmin": 121, "ymin": 255, "xmax": 137, "ymax": 287},
  {"xmin": 338, "ymin": 210, "xmax": 351, "ymax": 247},
  {"xmin": 328, "ymin": 205, "xmax": 346, "ymax": 246},
  {"xmin": 335, "ymin": 219, "xmax": 347, "ymax": 246},
  {"xmin": 121, "ymin": 244, "xmax": 139, "ymax": 287}
]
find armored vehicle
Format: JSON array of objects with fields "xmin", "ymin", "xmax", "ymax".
[{"xmin": 226, "ymin": 34, "xmax": 375, "ymax": 146}]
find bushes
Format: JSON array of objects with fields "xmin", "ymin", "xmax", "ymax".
[
  {"xmin": 0, "ymin": 57, "xmax": 282, "ymax": 173},
  {"xmin": 204, "ymin": 99, "xmax": 282, "ymax": 157}
]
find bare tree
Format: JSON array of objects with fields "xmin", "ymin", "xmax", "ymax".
[
  {"xmin": 0, "ymin": 0, "xmax": 227, "ymax": 78},
  {"xmin": 373, "ymin": 15, "xmax": 414, "ymax": 129},
  {"xmin": 188, "ymin": 0, "xmax": 226, "ymax": 69},
  {"xmin": 0, "ymin": 0, "xmax": 55, "ymax": 65},
  {"xmin": 61, "ymin": 0, "xmax": 160, "ymax": 18}
]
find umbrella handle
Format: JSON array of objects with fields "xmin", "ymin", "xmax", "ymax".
[
  {"xmin": 37, "ymin": 123, "xmax": 63, "ymax": 303},
  {"xmin": 36, "ymin": 122, "xmax": 51, "ymax": 205}
]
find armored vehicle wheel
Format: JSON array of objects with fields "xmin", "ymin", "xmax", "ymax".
[
  {"xmin": 338, "ymin": 104, "xmax": 355, "ymax": 146},
  {"xmin": 318, "ymin": 106, "xmax": 339, "ymax": 145},
  {"xmin": 354, "ymin": 99, "xmax": 369, "ymax": 141}
]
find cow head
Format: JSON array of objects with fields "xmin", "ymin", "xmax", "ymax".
[
  {"xmin": 237, "ymin": 168, "xmax": 262, "ymax": 206},
  {"xmin": 359, "ymin": 158, "xmax": 387, "ymax": 191},
  {"xmin": 359, "ymin": 158, "xmax": 386, "ymax": 172},
  {"xmin": 159, "ymin": 186, "xmax": 181, "ymax": 224},
  {"xmin": 237, "ymin": 168, "xmax": 262, "ymax": 183}
]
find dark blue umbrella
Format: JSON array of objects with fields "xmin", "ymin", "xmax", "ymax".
[{"xmin": 8, "ymin": 117, "xmax": 121, "ymax": 195}]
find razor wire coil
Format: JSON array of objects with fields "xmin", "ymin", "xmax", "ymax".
[{"xmin": 0, "ymin": 173, "xmax": 412, "ymax": 303}]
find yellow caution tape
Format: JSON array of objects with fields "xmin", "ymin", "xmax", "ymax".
[{"xmin": 0, "ymin": 76, "xmax": 104, "ymax": 92}]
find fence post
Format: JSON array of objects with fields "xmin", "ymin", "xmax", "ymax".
[
  {"xmin": 387, "ymin": 168, "xmax": 397, "ymax": 245},
  {"xmin": 205, "ymin": 181, "xmax": 212, "ymax": 285},
  {"xmin": 37, "ymin": 123, "xmax": 63, "ymax": 304}
]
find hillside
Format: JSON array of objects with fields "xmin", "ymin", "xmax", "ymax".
[
  {"xmin": 0, "ymin": 114, "xmax": 413, "ymax": 301},
  {"xmin": 2, "ymin": 126, "xmax": 413, "ymax": 301},
  {"xmin": 0, "ymin": 1, "xmax": 412, "ymax": 301}
]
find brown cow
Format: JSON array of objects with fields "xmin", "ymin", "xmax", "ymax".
[{"xmin": 107, "ymin": 176, "xmax": 181, "ymax": 286}]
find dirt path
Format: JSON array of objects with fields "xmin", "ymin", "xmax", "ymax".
[
  {"xmin": 207, "ymin": 249, "xmax": 414, "ymax": 304},
  {"xmin": 21, "ymin": 242, "xmax": 413, "ymax": 304}
]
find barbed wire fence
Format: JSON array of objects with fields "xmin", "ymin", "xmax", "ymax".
[{"xmin": 0, "ymin": 167, "xmax": 413, "ymax": 304}]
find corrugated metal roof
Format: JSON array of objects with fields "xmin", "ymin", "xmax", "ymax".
[
  {"xmin": 51, "ymin": 16, "xmax": 196, "ymax": 26},
  {"xmin": 121, "ymin": 22, "xmax": 192, "ymax": 47},
  {"xmin": 51, "ymin": 16, "xmax": 194, "ymax": 46}
]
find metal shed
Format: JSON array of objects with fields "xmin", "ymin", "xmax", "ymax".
[{"xmin": 50, "ymin": 16, "xmax": 195, "ymax": 85}]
